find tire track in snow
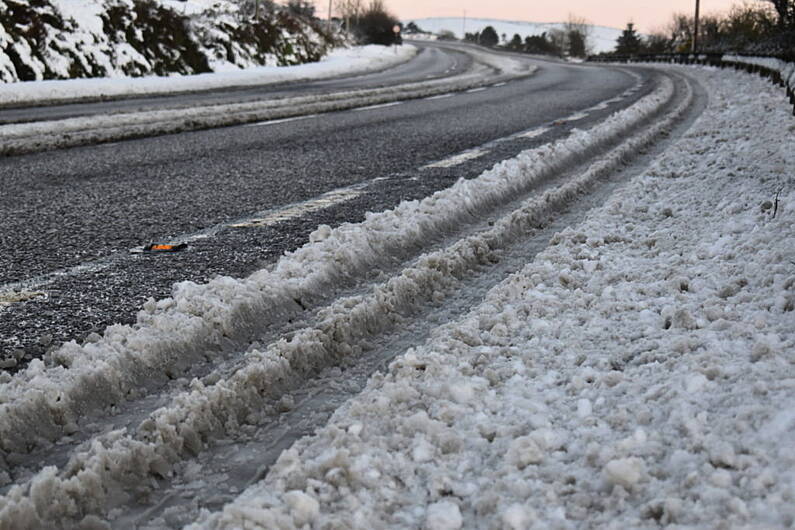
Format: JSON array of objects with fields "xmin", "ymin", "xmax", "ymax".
[{"xmin": 0, "ymin": 71, "xmax": 701, "ymax": 527}]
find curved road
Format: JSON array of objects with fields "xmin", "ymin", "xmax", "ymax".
[
  {"xmin": 0, "ymin": 43, "xmax": 472, "ymax": 124},
  {"xmin": 0, "ymin": 41, "xmax": 709, "ymax": 529},
  {"xmin": 0, "ymin": 43, "xmax": 647, "ymax": 369}
]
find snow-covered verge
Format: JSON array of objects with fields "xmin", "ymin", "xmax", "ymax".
[
  {"xmin": 0, "ymin": 0, "xmax": 336, "ymax": 85},
  {"xmin": 722, "ymin": 54, "xmax": 795, "ymax": 88},
  {"xmin": 192, "ymin": 68, "xmax": 795, "ymax": 528},
  {"xmin": 0, "ymin": 44, "xmax": 416, "ymax": 107},
  {"xmin": 722, "ymin": 54, "xmax": 795, "ymax": 113}
]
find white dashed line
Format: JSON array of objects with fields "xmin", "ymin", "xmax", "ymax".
[
  {"xmin": 230, "ymin": 188, "xmax": 363, "ymax": 228},
  {"xmin": 466, "ymin": 87, "xmax": 487, "ymax": 93},
  {"xmin": 566, "ymin": 112, "xmax": 590, "ymax": 121},
  {"xmin": 245, "ymin": 115, "xmax": 316, "ymax": 127},
  {"xmin": 517, "ymin": 127, "xmax": 551, "ymax": 139},
  {"xmin": 424, "ymin": 93, "xmax": 456, "ymax": 101},
  {"xmin": 492, "ymin": 82, "xmax": 507, "ymax": 87},
  {"xmin": 354, "ymin": 102, "xmax": 403, "ymax": 112},
  {"xmin": 587, "ymin": 101, "xmax": 610, "ymax": 111},
  {"xmin": 421, "ymin": 149, "xmax": 489, "ymax": 169}
]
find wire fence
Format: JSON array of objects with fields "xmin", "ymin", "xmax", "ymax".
[{"xmin": 588, "ymin": 52, "xmax": 795, "ymax": 116}]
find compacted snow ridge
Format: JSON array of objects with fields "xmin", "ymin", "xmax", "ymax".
[
  {"xmin": 0, "ymin": 72, "xmax": 688, "ymax": 526},
  {"xmin": 185, "ymin": 67, "xmax": 794, "ymax": 529},
  {"xmin": 0, "ymin": 45, "xmax": 417, "ymax": 108}
]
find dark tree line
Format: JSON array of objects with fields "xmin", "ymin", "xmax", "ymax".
[
  {"xmin": 611, "ymin": 0, "xmax": 794, "ymax": 56},
  {"xmin": 464, "ymin": 20, "xmax": 590, "ymax": 58}
]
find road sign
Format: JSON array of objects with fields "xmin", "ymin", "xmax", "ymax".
[{"xmin": 393, "ymin": 24, "xmax": 401, "ymax": 34}]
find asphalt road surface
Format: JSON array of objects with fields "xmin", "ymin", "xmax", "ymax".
[{"xmin": 0, "ymin": 42, "xmax": 649, "ymax": 370}]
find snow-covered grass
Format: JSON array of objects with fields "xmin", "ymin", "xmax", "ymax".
[
  {"xmin": 405, "ymin": 17, "xmax": 624, "ymax": 54},
  {"xmin": 191, "ymin": 67, "xmax": 795, "ymax": 528},
  {"xmin": 0, "ymin": 45, "xmax": 416, "ymax": 107}
]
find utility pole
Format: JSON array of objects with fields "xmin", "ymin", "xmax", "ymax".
[
  {"xmin": 327, "ymin": 0, "xmax": 333, "ymax": 35},
  {"xmin": 254, "ymin": 0, "xmax": 259, "ymax": 20},
  {"xmin": 692, "ymin": 0, "xmax": 700, "ymax": 53},
  {"xmin": 463, "ymin": 10, "xmax": 466, "ymax": 40}
]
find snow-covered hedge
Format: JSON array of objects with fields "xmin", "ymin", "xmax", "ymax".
[{"xmin": 0, "ymin": 0, "xmax": 337, "ymax": 83}]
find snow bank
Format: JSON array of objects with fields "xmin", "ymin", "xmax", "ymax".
[
  {"xmin": 0, "ymin": 45, "xmax": 417, "ymax": 107},
  {"xmin": 193, "ymin": 68, "xmax": 795, "ymax": 528}
]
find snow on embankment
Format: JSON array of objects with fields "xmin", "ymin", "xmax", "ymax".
[
  {"xmin": 0, "ymin": 44, "xmax": 417, "ymax": 107},
  {"xmin": 194, "ymin": 69, "xmax": 795, "ymax": 528},
  {"xmin": 0, "ymin": 74, "xmax": 682, "ymax": 525},
  {"xmin": 0, "ymin": 0, "xmax": 335, "ymax": 85}
]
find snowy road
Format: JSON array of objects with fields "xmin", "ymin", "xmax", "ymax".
[
  {"xmin": 1, "ymin": 46, "xmax": 647, "ymax": 372},
  {"xmin": 0, "ymin": 53, "xmax": 709, "ymax": 526},
  {"xmin": 3, "ymin": 41, "xmax": 791, "ymax": 527}
]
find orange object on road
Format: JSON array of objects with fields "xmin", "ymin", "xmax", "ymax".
[{"xmin": 142, "ymin": 243, "xmax": 187, "ymax": 252}]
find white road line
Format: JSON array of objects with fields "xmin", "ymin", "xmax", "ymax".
[
  {"xmin": 493, "ymin": 82, "xmax": 507, "ymax": 87},
  {"xmin": 587, "ymin": 101, "xmax": 610, "ymax": 111},
  {"xmin": 354, "ymin": 102, "xmax": 402, "ymax": 112},
  {"xmin": 245, "ymin": 115, "xmax": 315, "ymax": 127},
  {"xmin": 566, "ymin": 112, "xmax": 590, "ymax": 121},
  {"xmin": 2, "ymin": 182, "xmax": 375, "ymax": 295},
  {"xmin": 424, "ymin": 93, "xmax": 456, "ymax": 101},
  {"xmin": 422, "ymin": 149, "xmax": 489, "ymax": 169},
  {"xmin": 0, "ymin": 289, "xmax": 46, "ymax": 311},
  {"xmin": 517, "ymin": 127, "xmax": 551, "ymax": 139},
  {"xmin": 466, "ymin": 87, "xmax": 487, "ymax": 93},
  {"xmin": 230, "ymin": 189, "xmax": 363, "ymax": 228}
]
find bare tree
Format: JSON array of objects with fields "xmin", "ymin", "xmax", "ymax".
[
  {"xmin": 547, "ymin": 28, "xmax": 568, "ymax": 56},
  {"xmin": 564, "ymin": 14, "xmax": 591, "ymax": 57},
  {"xmin": 337, "ymin": 0, "xmax": 363, "ymax": 30}
]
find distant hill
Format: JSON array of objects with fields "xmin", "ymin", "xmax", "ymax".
[
  {"xmin": 404, "ymin": 17, "xmax": 624, "ymax": 55},
  {"xmin": 0, "ymin": 0, "xmax": 337, "ymax": 83}
]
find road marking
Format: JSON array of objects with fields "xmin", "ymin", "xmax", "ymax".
[
  {"xmin": 492, "ymin": 82, "xmax": 507, "ymax": 87},
  {"xmin": 246, "ymin": 115, "xmax": 315, "ymax": 127},
  {"xmin": 424, "ymin": 93, "xmax": 456, "ymax": 101},
  {"xmin": 0, "ymin": 289, "xmax": 45, "ymax": 311},
  {"xmin": 354, "ymin": 102, "xmax": 402, "ymax": 112},
  {"xmin": 565, "ymin": 112, "xmax": 590, "ymax": 121},
  {"xmin": 230, "ymin": 188, "xmax": 363, "ymax": 228},
  {"xmin": 422, "ymin": 149, "xmax": 489, "ymax": 169},
  {"xmin": 466, "ymin": 87, "xmax": 487, "ymax": 93},
  {"xmin": 3, "ymin": 180, "xmax": 379, "ymax": 294},
  {"xmin": 517, "ymin": 127, "xmax": 551, "ymax": 139},
  {"xmin": 587, "ymin": 101, "xmax": 610, "ymax": 111}
]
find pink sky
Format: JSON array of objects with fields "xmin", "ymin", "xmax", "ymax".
[{"xmin": 391, "ymin": 0, "xmax": 740, "ymax": 33}]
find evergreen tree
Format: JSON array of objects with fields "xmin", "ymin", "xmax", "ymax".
[
  {"xmin": 568, "ymin": 30, "xmax": 586, "ymax": 57},
  {"xmin": 615, "ymin": 22, "xmax": 642, "ymax": 54},
  {"xmin": 479, "ymin": 26, "xmax": 499, "ymax": 46},
  {"xmin": 509, "ymin": 33, "xmax": 523, "ymax": 50}
]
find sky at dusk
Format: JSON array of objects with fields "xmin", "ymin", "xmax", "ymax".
[{"xmin": 390, "ymin": 0, "xmax": 740, "ymax": 32}]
